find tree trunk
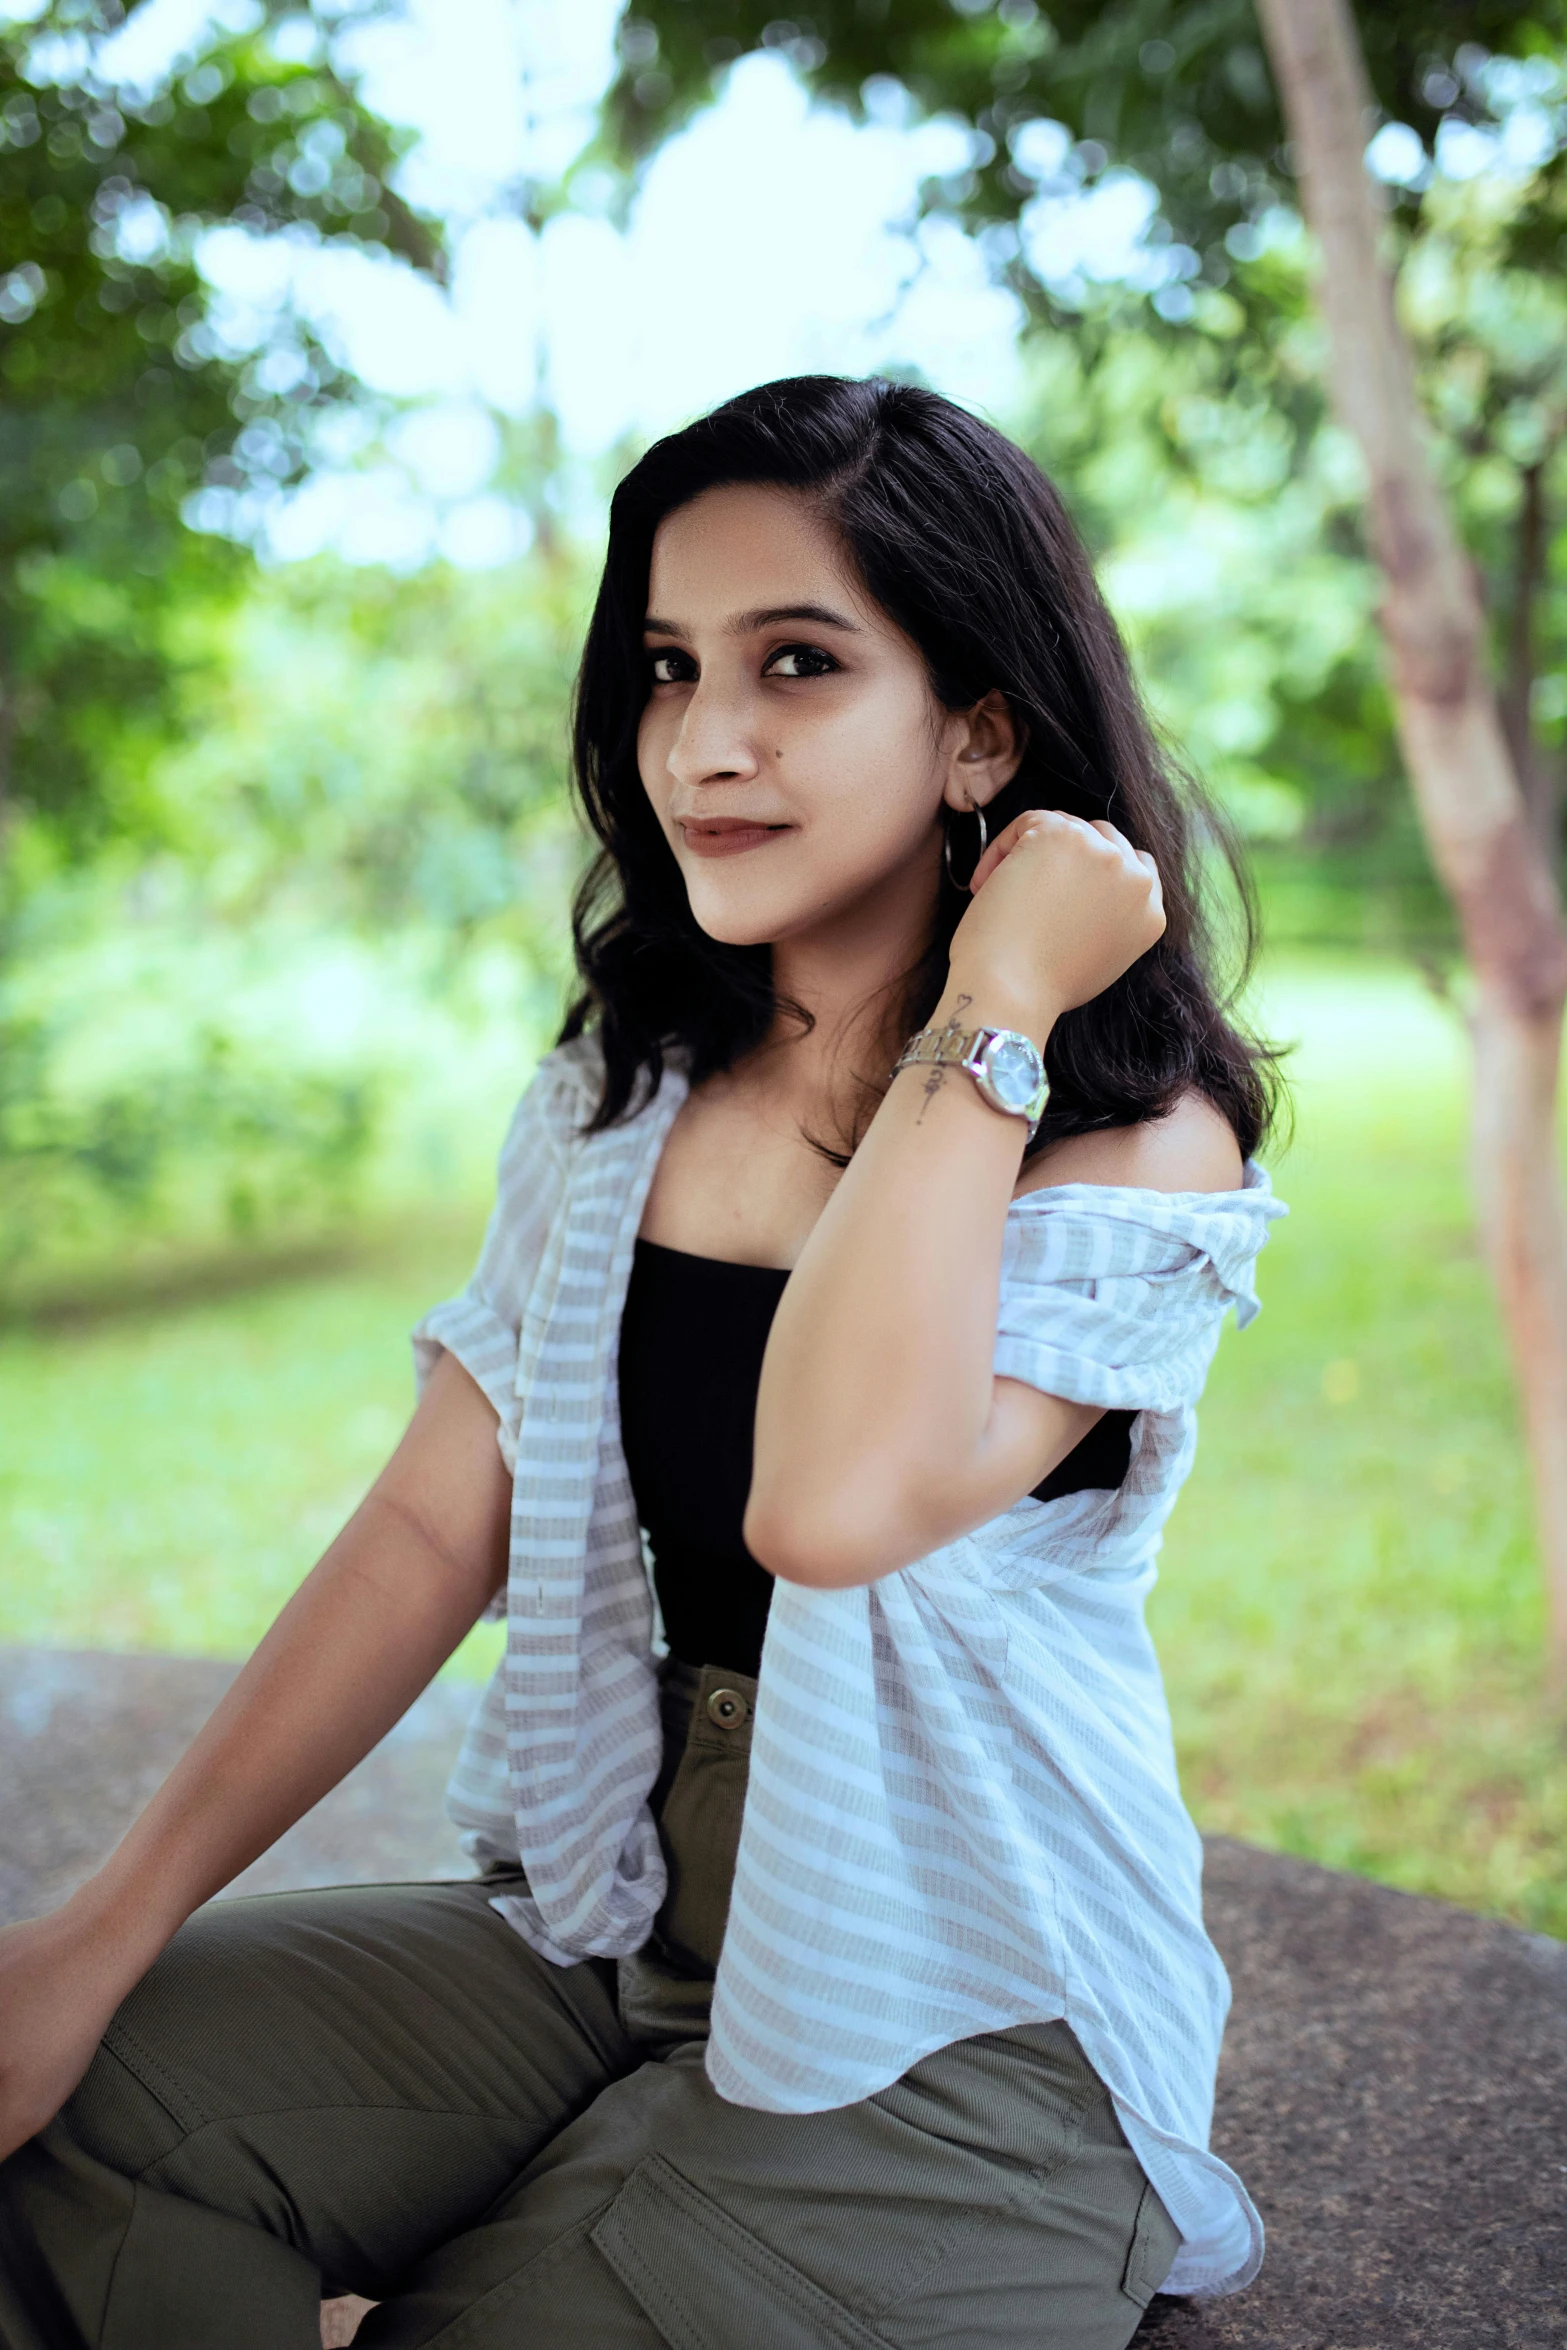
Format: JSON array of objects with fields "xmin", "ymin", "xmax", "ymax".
[
  {"xmin": 1499, "ymin": 457, "xmax": 1561, "ymax": 868},
  {"xmin": 1256, "ymin": 0, "xmax": 1567, "ymax": 1693}
]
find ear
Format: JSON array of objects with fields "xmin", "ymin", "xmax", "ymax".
[{"xmin": 939, "ymin": 691, "xmax": 1025, "ymax": 814}]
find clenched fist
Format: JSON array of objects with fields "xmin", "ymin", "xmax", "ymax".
[{"xmin": 948, "ymin": 808, "xmax": 1164, "ymax": 1037}]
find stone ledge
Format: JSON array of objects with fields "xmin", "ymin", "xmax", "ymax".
[
  {"xmin": 3, "ymin": 1649, "xmax": 1563, "ymax": 2346},
  {"xmin": 1139, "ymin": 1836, "xmax": 1567, "ymax": 2347}
]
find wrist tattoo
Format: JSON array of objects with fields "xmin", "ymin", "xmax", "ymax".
[{"xmin": 913, "ymin": 994, "xmax": 971, "ymax": 1124}]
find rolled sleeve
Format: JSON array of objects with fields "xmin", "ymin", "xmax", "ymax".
[
  {"xmin": 412, "ymin": 1290, "xmax": 528, "ymax": 1466},
  {"xmin": 993, "ymin": 1167, "xmax": 1286, "ymax": 1415}
]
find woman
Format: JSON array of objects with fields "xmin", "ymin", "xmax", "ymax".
[{"xmin": 0, "ymin": 375, "xmax": 1283, "ymax": 2348}]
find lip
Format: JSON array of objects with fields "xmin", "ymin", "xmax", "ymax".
[{"xmin": 677, "ymin": 818, "xmax": 794, "ymax": 859}]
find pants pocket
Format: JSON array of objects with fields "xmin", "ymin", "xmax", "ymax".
[
  {"xmin": 1118, "ymin": 2179, "xmax": 1180, "ymax": 2310},
  {"xmin": 591, "ymin": 2152, "xmax": 887, "ymax": 2350}
]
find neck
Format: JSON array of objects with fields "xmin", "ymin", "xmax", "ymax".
[{"xmin": 760, "ymin": 844, "xmax": 945, "ymax": 1114}]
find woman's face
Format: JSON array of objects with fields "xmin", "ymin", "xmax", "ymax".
[{"xmin": 637, "ymin": 483, "xmax": 1014, "ymax": 951}]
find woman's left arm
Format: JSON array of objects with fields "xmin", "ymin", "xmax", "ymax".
[{"xmin": 745, "ymin": 810, "xmax": 1232, "ymax": 1589}]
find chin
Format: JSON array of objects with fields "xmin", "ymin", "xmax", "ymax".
[
  {"xmin": 679, "ymin": 865, "xmax": 816, "ymax": 950},
  {"xmin": 683, "ymin": 889, "xmax": 794, "ymax": 949}
]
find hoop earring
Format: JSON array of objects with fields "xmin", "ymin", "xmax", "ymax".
[{"xmin": 942, "ymin": 797, "xmax": 989, "ymax": 893}]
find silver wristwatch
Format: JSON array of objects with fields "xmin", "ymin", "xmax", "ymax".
[{"xmin": 892, "ymin": 1021, "xmax": 1050, "ymax": 1143}]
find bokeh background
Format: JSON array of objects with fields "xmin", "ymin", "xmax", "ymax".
[{"xmin": 3, "ymin": 1, "xmax": 1564, "ymax": 1935}]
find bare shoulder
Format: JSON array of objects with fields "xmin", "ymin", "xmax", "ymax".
[{"xmin": 1014, "ymin": 1091, "xmax": 1245, "ymax": 1199}]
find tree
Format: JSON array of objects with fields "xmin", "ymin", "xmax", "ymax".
[
  {"xmin": 0, "ymin": 2, "xmax": 448, "ymax": 1276},
  {"xmin": 0, "ymin": 0, "xmax": 439, "ymax": 865},
  {"xmin": 1254, "ymin": 0, "xmax": 1567, "ymax": 1692}
]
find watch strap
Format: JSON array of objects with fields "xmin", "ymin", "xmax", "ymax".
[
  {"xmin": 892, "ymin": 1022, "xmax": 1049, "ymax": 1142},
  {"xmin": 894, "ymin": 1023, "xmax": 992, "ymax": 1079}
]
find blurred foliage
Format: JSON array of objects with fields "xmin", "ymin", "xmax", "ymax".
[
  {"xmin": 0, "ymin": 545, "xmax": 587, "ymax": 1298},
  {"xmin": 999, "ymin": 179, "xmax": 1563, "ymax": 934},
  {"xmin": 1, "ymin": 1008, "xmax": 377, "ymax": 1269},
  {"xmin": 5, "ymin": 1, "xmax": 1567, "ymax": 1275},
  {"xmin": 0, "ymin": 0, "xmax": 438, "ymax": 860},
  {"xmin": 607, "ymin": 3, "xmax": 1567, "ymax": 325},
  {"xmin": 158, "ymin": 547, "xmax": 587, "ymax": 946},
  {"xmin": 0, "ymin": 0, "xmax": 448, "ymax": 1270}
]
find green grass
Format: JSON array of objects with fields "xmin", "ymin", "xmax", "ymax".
[
  {"xmin": 0, "ymin": 1217, "xmax": 505, "ymax": 1684},
  {"xmin": 1, "ymin": 955, "xmax": 1563, "ymax": 1935}
]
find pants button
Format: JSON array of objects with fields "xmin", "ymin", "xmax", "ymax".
[{"xmin": 706, "ymin": 1687, "xmax": 749, "ymax": 1729}]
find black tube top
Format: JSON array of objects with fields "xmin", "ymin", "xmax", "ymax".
[{"xmin": 617, "ymin": 1238, "xmax": 1133, "ymax": 1679}]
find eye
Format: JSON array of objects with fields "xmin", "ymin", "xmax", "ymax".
[
  {"xmin": 647, "ymin": 647, "xmax": 695, "ymax": 686},
  {"xmin": 763, "ymin": 642, "xmax": 840, "ymax": 680}
]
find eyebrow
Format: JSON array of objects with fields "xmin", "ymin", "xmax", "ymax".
[{"xmin": 642, "ymin": 602, "xmax": 863, "ymax": 638}]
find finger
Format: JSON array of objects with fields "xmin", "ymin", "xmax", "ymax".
[
  {"xmin": 1090, "ymin": 818, "xmax": 1142, "ymax": 863},
  {"xmin": 966, "ymin": 836, "xmax": 1005, "ymax": 893},
  {"xmin": 967, "ymin": 807, "xmax": 1055, "ymax": 893},
  {"xmin": 989, "ymin": 807, "xmax": 1055, "ymax": 849}
]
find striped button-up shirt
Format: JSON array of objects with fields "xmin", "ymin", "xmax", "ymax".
[{"xmin": 413, "ymin": 1036, "xmax": 1286, "ymax": 2298}]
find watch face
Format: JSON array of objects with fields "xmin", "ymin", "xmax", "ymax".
[{"xmin": 981, "ymin": 1032, "xmax": 1044, "ymax": 1113}]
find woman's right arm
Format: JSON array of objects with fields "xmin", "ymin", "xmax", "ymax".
[{"xmin": 0, "ymin": 1347, "xmax": 510, "ymax": 2162}]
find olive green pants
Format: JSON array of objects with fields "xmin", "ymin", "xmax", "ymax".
[{"xmin": 0, "ymin": 1663, "xmax": 1177, "ymax": 2349}]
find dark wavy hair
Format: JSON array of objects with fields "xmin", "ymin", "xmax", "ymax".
[{"xmin": 561, "ymin": 374, "xmax": 1280, "ymax": 1161}]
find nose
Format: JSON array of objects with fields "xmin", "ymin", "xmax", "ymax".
[{"xmin": 663, "ymin": 667, "xmax": 762, "ymax": 792}]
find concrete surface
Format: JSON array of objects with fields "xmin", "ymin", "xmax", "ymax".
[
  {"xmin": 0, "ymin": 1647, "xmax": 475, "ymax": 1919},
  {"xmin": 1135, "ymin": 1837, "xmax": 1567, "ymax": 2347},
  {"xmin": 2, "ymin": 1648, "xmax": 1563, "ymax": 2346}
]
